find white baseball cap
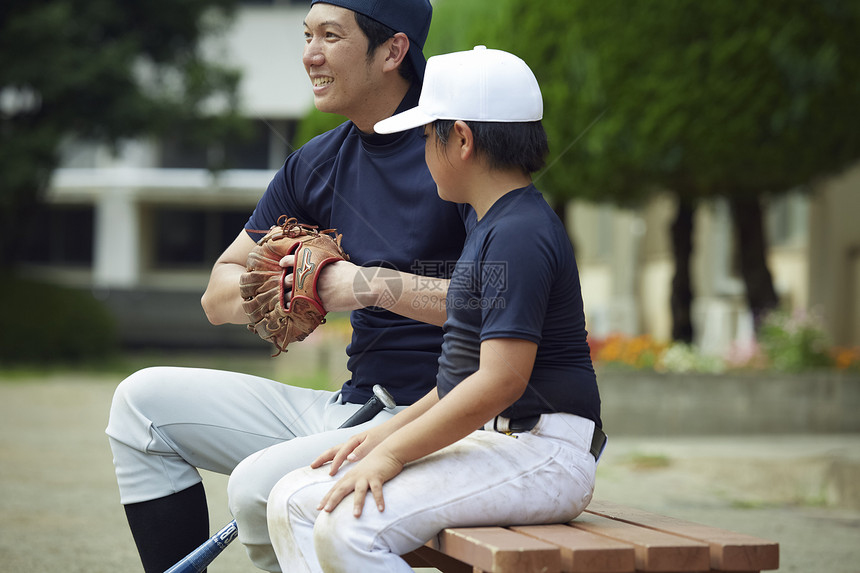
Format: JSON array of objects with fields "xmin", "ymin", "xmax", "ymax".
[{"xmin": 374, "ymin": 45, "xmax": 543, "ymax": 134}]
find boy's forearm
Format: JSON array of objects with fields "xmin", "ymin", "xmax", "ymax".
[
  {"xmin": 380, "ymin": 371, "xmax": 524, "ymax": 466},
  {"xmin": 367, "ymin": 268, "xmax": 449, "ymax": 326},
  {"xmin": 381, "ymin": 388, "xmax": 439, "ymax": 432}
]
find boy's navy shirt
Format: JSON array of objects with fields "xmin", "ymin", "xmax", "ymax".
[
  {"xmin": 247, "ymin": 87, "xmax": 474, "ymax": 406},
  {"xmin": 436, "ymin": 185, "xmax": 601, "ymax": 427}
]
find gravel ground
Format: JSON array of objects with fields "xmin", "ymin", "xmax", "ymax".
[{"xmin": 1, "ymin": 374, "xmax": 858, "ymax": 572}]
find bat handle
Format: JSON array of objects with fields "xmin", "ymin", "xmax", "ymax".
[
  {"xmin": 164, "ymin": 519, "xmax": 238, "ymax": 573},
  {"xmin": 337, "ymin": 384, "xmax": 396, "ymax": 429}
]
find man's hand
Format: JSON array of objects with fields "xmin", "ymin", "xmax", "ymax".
[
  {"xmin": 280, "ymin": 254, "xmax": 365, "ymax": 313},
  {"xmin": 316, "ymin": 447, "xmax": 404, "ymax": 517}
]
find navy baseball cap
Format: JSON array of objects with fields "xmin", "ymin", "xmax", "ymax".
[{"xmin": 310, "ymin": 0, "xmax": 432, "ymax": 81}]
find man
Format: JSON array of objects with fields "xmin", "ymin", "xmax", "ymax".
[{"xmin": 106, "ymin": 1, "xmax": 472, "ymax": 571}]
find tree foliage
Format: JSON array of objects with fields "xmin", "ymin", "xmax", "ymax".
[
  {"xmin": 429, "ymin": 0, "xmax": 860, "ymax": 337},
  {"xmin": 431, "ymin": 0, "xmax": 860, "ymax": 204},
  {"xmin": 293, "ymin": 109, "xmax": 347, "ymax": 149},
  {"xmin": 564, "ymin": 0, "xmax": 860, "ymax": 200},
  {"xmin": 0, "ymin": 0, "xmax": 246, "ymax": 267}
]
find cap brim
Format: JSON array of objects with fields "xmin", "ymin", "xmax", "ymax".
[{"xmin": 374, "ymin": 106, "xmax": 437, "ymax": 134}]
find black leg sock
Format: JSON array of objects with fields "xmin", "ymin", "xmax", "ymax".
[{"xmin": 124, "ymin": 482, "xmax": 209, "ymax": 573}]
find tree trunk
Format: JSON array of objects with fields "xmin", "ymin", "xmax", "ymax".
[
  {"xmin": 670, "ymin": 196, "xmax": 695, "ymax": 343},
  {"xmin": 728, "ymin": 195, "xmax": 779, "ymax": 329},
  {"xmin": 552, "ymin": 198, "xmax": 576, "ymax": 256},
  {"xmin": 552, "ymin": 198, "xmax": 568, "ymax": 230}
]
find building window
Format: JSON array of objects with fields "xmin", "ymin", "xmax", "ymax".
[
  {"xmin": 159, "ymin": 135, "xmax": 210, "ymax": 169},
  {"xmin": 766, "ymin": 190, "xmax": 808, "ymax": 248},
  {"xmin": 225, "ymin": 120, "xmax": 275, "ymax": 170},
  {"xmin": 159, "ymin": 119, "xmax": 297, "ymax": 170},
  {"xmin": 152, "ymin": 207, "xmax": 251, "ymax": 269},
  {"xmin": 17, "ymin": 205, "xmax": 94, "ymax": 266}
]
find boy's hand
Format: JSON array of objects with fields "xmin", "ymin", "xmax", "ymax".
[
  {"xmin": 311, "ymin": 425, "xmax": 389, "ymax": 475},
  {"xmin": 317, "ymin": 447, "xmax": 404, "ymax": 517}
]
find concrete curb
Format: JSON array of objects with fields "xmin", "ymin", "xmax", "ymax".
[{"xmin": 598, "ymin": 370, "xmax": 860, "ymax": 435}]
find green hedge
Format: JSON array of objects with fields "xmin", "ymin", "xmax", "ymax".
[{"xmin": 0, "ymin": 276, "xmax": 118, "ymax": 365}]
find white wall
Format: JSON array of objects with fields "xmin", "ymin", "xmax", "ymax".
[{"xmin": 205, "ymin": 6, "xmax": 314, "ymax": 118}]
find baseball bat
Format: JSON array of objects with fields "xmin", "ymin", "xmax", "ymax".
[
  {"xmin": 338, "ymin": 384, "xmax": 397, "ymax": 428},
  {"xmin": 164, "ymin": 520, "xmax": 237, "ymax": 573},
  {"xmin": 163, "ymin": 385, "xmax": 396, "ymax": 573}
]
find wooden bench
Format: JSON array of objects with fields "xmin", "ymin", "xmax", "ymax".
[{"xmin": 402, "ymin": 500, "xmax": 779, "ymax": 573}]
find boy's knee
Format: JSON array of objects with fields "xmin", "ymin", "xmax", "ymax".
[
  {"xmin": 265, "ymin": 476, "xmax": 291, "ymax": 536},
  {"xmin": 311, "ymin": 511, "xmax": 341, "ymax": 555},
  {"xmin": 312, "ymin": 509, "xmax": 367, "ymax": 569},
  {"xmin": 266, "ymin": 467, "xmax": 315, "ymax": 524}
]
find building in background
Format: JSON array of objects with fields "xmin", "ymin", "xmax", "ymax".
[
  {"xmin": 571, "ymin": 168, "xmax": 860, "ymax": 352},
  {"xmin": 24, "ymin": 0, "xmax": 860, "ymax": 351},
  {"xmin": 28, "ymin": 1, "xmax": 311, "ymax": 349}
]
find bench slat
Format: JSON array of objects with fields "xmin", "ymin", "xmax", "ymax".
[
  {"xmin": 439, "ymin": 526, "xmax": 562, "ymax": 573},
  {"xmin": 402, "ymin": 544, "xmax": 473, "ymax": 573},
  {"xmin": 571, "ymin": 513, "xmax": 710, "ymax": 572},
  {"xmin": 586, "ymin": 501, "xmax": 779, "ymax": 571},
  {"xmin": 511, "ymin": 524, "xmax": 636, "ymax": 573}
]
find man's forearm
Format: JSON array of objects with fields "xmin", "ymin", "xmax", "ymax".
[
  {"xmin": 201, "ymin": 262, "xmax": 249, "ymax": 325},
  {"xmin": 202, "ymin": 230, "xmax": 258, "ymax": 325}
]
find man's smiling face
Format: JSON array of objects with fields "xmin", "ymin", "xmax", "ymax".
[{"xmin": 302, "ymin": 3, "xmax": 382, "ymax": 121}]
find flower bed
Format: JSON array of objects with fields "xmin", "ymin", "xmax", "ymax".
[{"xmin": 589, "ymin": 309, "xmax": 860, "ymax": 375}]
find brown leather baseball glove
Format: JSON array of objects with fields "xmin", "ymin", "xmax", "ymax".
[{"xmin": 239, "ymin": 216, "xmax": 349, "ymax": 355}]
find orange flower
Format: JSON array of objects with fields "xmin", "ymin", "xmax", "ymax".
[
  {"xmin": 833, "ymin": 347, "xmax": 860, "ymax": 371},
  {"xmin": 590, "ymin": 334, "xmax": 666, "ymax": 369}
]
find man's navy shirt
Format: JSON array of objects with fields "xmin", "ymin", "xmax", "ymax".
[{"xmin": 247, "ymin": 91, "xmax": 474, "ymax": 405}]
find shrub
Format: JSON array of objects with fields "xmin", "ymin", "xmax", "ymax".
[
  {"xmin": 657, "ymin": 343, "xmax": 725, "ymax": 374},
  {"xmin": 0, "ymin": 275, "xmax": 118, "ymax": 365},
  {"xmin": 757, "ymin": 309, "xmax": 833, "ymax": 372}
]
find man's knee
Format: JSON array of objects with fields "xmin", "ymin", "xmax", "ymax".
[
  {"xmin": 110, "ymin": 367, "xmax": 170, "ymax": 419},
  {"xmin": 107, "ymin": 367, "xmax": 175, "ymax": 447}
]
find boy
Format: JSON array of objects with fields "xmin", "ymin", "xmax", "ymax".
[{"xmin": 266, "ymin": 46, "xmax": 605, "ymax": 572}]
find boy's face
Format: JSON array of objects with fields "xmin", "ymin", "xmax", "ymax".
[
  {"xmin": 302, "ymin": 4, "xmax": 383, "ymax": 121},
  {"xmin": 423, "ymin": 123, "xmax": 459, "ymax": 203}
]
